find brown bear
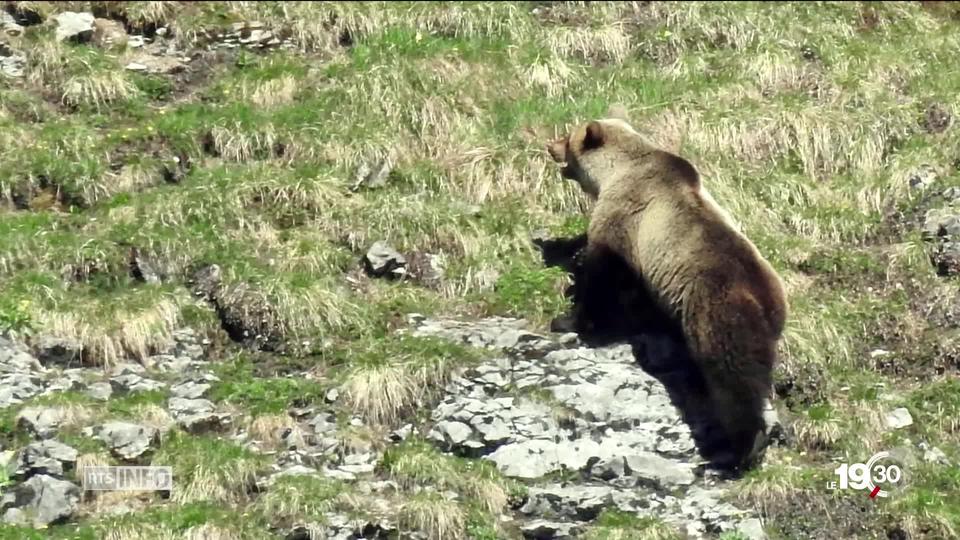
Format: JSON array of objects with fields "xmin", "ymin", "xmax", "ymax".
[{"xmin": 546, "ymin": 115, "xmax": 788, "ymax": 471}]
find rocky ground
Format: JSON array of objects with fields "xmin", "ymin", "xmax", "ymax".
[{"xmin": 0, "ymin": 313, "xmax": 769, "ymax": 539}]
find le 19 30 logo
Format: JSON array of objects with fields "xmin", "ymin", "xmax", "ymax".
[{"xmin": 828, "ymin": 451, "xmax": 908, "ymax": 499}]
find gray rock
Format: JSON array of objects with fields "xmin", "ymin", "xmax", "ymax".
[
  {"xmin": 932, "ymin": 241, "xmax": 960, "ymax": 276},
  {"xmin": 0, "ymin": 374, "xmax": 44, "ymax": 409},
  {"xmin": 418, "ymin": 315, "xmax": 764, "ymax": 535},
  {"xmin": 920, "ymin": 443, "xmax": 950, "ymax": 465},
  {"xmin": 0, "ymin": 51, "xmax": 26, "ymax": 78},
  {"xmin": 149, "ymin": 355, "xmax": 197, "ymax": 373},
  {"xmin": 92, "ymin": 422, "xmax": 158, "ymax": 460},
  {"xmin": 275, "ymin": 464, "xmax": 318, "ymax": 478},
  {"xmin": 32, "ymin": 336, "xmax": 83, "ymax": 366},
  {"xmin": 0, "ymin": 337, "xmax": 44, "ymax": 373},
  {"xmin": 520, "ymin": 485, "xmax": 615, "ymax": 520},
  {"xmin": 736, "ymin": 517, "xmax": 768, "ymax": 540},
  {"xmin": 128, "ymin": 246, "xmax": 164, "ymax": 284},
  {"xmin": 307, "ymin": 412, "xmax": 336, "ymax": 434},
  {"xmin": 168, "ymin": 398, "xmax": 228, "ymax": 433},
  {"xmin": 170, "ymin": 380, "xmax": 210, "ymax": 399},
  {"xmin": 322, "ymin": 467, "xmax": 357, "ymax": 481},
  {"xmin": 16, "ymin": 407, "xmax": 65, "ymax": 439},
  {"xmin": 521, "ymin": 520, "xmax": 583, "ymax": 539},
  {"xmin": 885, "ymin": 408, "xmax": 913, "ymax": 430},
  {"xmin": 171, "ymin": 328, "xmax": 206, "ymax": 360},
  {"xmin": 407, "ymin": 252, "xmax": 445, "ymax": 287},
  {"xmin": 124, "ymin": 55, "xmax": 187, "ymax": 75},
  {"xmin": 924, "ymin": 207, "xmax": 960, "ymax": 240},
  {"xmin": 908, "ymin": 166, "xmax": 938, "ymax": 190},
  {"xmin": 86, "ymin": 382, "xmax": 113, "ymax": 401},
  {"xmin": 0, "ymin": 474, "xmax": 80, "ymax": 527},
  {"xmin": 16, "ymin": 440, "xmax": 78, "ymax": 478},
  {"xmin": 433, "ymin": 421, "xmax": 473, "ymax": 446},
  {"xmin": 486, "ymin": 439, "xmax": 562, "ymax": 479},
  {"xmin": 389, "ymin": 423, "xmax": 413, "ymax": 442},
  {"xmin": 623, "ymin": 452, "xmax": 696, "ymax": 488},
  {"xmin": 325, "ymin": 388, "xmax": 340, "ymax": 404},
  {"xmin": 110, "ymin": 373, "xmax": 165, "ymax": 394},
  {"xmin": 351, "ymin": 157, "xmax": 393, "ymax": 191},
  {"xmin": 363, "ymin": 242, "xmax": 406, "ymax": 278},
  {"xmin": 54, "ymin": 12, "xmax": 95, "ymax": 42}
]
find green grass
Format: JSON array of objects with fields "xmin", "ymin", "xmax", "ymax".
[
  {"xmin": 1, "ymin": 1, "xmax": 959, "ymax": 538},
  {"xmin": 582, "ymin": 509, "xmax": 682, "ymax": 540},
  {"xmin": 209, "ymin": 356, "xmax": 327, "ymax": 415}
]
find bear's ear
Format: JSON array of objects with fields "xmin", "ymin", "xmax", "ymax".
[{"xmin": 583, "ymin": 121, "xmax": 605, "ymax": 152}]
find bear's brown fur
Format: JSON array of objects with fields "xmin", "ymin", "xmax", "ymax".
[{"xmin": 546, "ymin": 115, "xmax": 788, "ymax": 470}]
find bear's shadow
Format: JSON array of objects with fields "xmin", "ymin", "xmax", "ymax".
[{"xmin": 534, "ymin": 233, "xmax": 738, "ymax": 473}]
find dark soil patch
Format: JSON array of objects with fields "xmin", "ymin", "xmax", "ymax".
[
  {"xmin": 920, "ymin": 102, "xmax": 953, "ymax": 134},
  {"xmin": 765, "ymin": 490, "xmax": 899, "ymax": 540}
]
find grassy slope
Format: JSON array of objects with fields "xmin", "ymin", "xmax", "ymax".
[{"xmin": 1, "ymin": 1, "xmax": 960, "ymax": 538}]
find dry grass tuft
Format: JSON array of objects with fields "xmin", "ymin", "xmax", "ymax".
[
  {"xmin": 246, "ymin": 413, "xmax": 297, "ymax": 448},
  {"xmin": 243, "ymin": 74, "xmax": 300, "ymax": 108},
  {"xmin": 341, "ymin": 363, "xmax": 418, "ymax": 427},
  {"xmin": 62, "ymin": 71, "xmax": 137, "ymax": 109},
  {"xmin": 38, "ymin": 295, "xmax": 182, "ymax": 366},
  {"xmin": 205, "ymin": 124, "xmax": 280, "ymax": 162},
  {"xmin": 546, "ymin": 24, "xmax": 632, "ymax": 64},
  {"xmin": 171, "ymin": 460, "xmax": 259, "ymax": 505},
  {"xmin": 791, "ymin": 411, "xmax": 843, "ymax": 452},
  {"xmin": 125, "ymin": 1, "xmax": 180, "ymax": 28},
  {"xmin": 399, "ymin": 492, "xmax": 466, "ymax": 540}
]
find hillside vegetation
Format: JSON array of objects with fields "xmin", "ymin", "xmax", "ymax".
[{"xmin": 1, "ymin": 2, "xmax": 960, "ymax": 539}]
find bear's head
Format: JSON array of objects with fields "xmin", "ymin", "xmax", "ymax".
[
  {"xmin": 546, "ymin": 115, "xmax": 649, "ymax": 200},
  {"xmin": 547, "ymin": 112, "xmax": 699, "ymax": 200}
]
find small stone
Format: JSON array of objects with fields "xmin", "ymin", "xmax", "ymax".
[
  {"xmin": 16, "ymin": 440, "xmax": 78, "ymax": 478},
  {"xmin": 436, "ymin": 421, "xmax": 473, "ymax": 445},
  {"xmin": 170, "ymin": 380, "xmax": 210, "ymax": 399},
  {"xmin": 735, "ymin": 518, "xmax": 768, "ymax": 540},
  {"xmin": 885, "ymin": 408, "xmax": 913, "ymax": 430},
  {"xmin": 168, "ymin": 398, "xmax": 227, "ymax": 433},
  {"xmin": 93, "ymin": 422, "xmax": 158, "ymax": 460},
  {"xmin": 124, "ymin": 55, "xmax": 186, "ymax": 75},
  {"xmin": 923, "ymin": 207, "xmax": 960, "ymax": 240},
  {"xmin": 389, "ymin": 424, "xmax": 413, "ymax": 442},
  {"xmin": 54, "ymin": 12, "xmax": 95, "ymax": 43},
  {"xmin": 276, "ymin": 465, "xmax": 318, "ymax": 478},
  {"xmin": 907, "ymin": 166, "xmax": 938, "ymax": 190},
  {"xmin": 325, "ymin": 388, "xmax": 340, "ymax": 403},
  {"xmin": 16, "ymin": 407, "xmax": 65, "ymax": 439},
  {"xmin": 521, "ymin": 520, "xmax": 582, "ymax": 539},
  {"xmin": 923, "ymin": 445, "xmax": 949, "ymax": 465},
  {"xmin": 110, "ymin": 372, "xmax": 165, "ymax": 393},
  {"xmin": 307, "ymin": 412, "xmax": 336, "ymax": 433},
  {"xmin": 351, "ymin": 157, "xmax": 393, "ymax": 191},
  {"xmin": 363, "ymin": 242, "xmax": 407, "ymax": 278}
]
